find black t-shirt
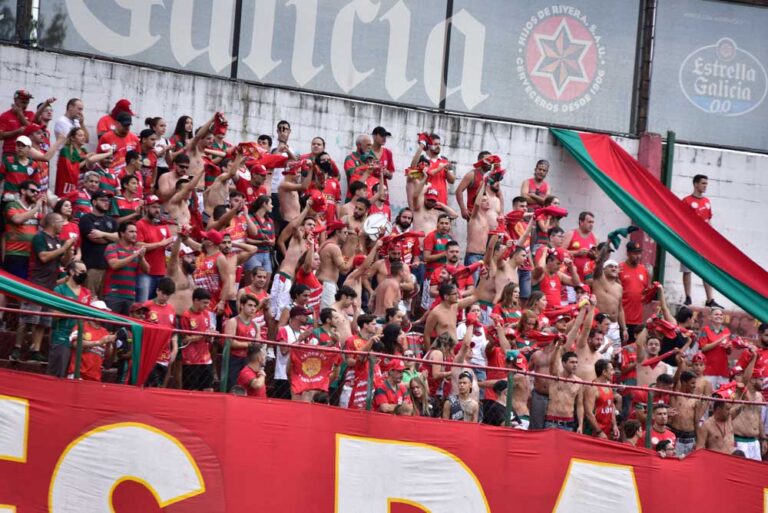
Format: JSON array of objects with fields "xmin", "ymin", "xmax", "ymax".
[
  {"xmin": 660, "ymin": 332, "xmax": 686, "ymax": 366},
  {"xmin": 482, "ymin": 400, "xmax": 507, "ymax": 426},
  {"xmin": 79, "ymin": 213, "xmax": 118, "ymax": 269},
  {"xmin": 29, "ymin": 231, "xmax": 61, "ymax": 289}
]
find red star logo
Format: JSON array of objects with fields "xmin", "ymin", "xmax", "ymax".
[{"xmin": 531, "ymin": 19, "xmax": 591, "ymax": 98}]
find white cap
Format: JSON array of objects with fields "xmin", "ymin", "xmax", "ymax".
[
  {"xmin": 90, "ymin": 300, "xmax": 111, "ymax": 311},
  {"xmin": 603, "ymin": 259, "xmax": 619, "ymax": 269},
  {"xmin": 15, "ymin": 135, "xmax": 32, "ymax": 147}
]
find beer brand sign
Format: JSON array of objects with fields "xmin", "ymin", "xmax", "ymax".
[{"xmin": 679, "ymin": 37, "xmax": 768, "ymax": 116}]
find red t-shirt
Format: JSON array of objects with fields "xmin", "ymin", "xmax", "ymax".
[
  {"xmin": 235, "ymin": 177, "xmax": 268, "ymax": 204},
  {"xmin": 484, "ymin": 342, "xmax": 507, "ymax": 401},
  {"xmin": 179, "ymin": 308, "xmax": 212, "ymax": 365},
  {"xmin": 237, "ymin": 366, "xmax": 267, "ymax": 398},
  {"xmin": 620, "ymin": 344, "xmax": 638, "ymax": 381},
  {"xmin": 635, "ymin": 427, "xmax": 676, "ymax": 448},
  {"xmin": 682, "ymin": 195, "xmax": 712, "ymax": 222},
  {"xmin": 295, "ymin": 267, "xmax": 322, "ymax": 319},
  {"xmin": 144, "ymin": 300, "xmax": 177, "ymax": 364},
  {"xmin": 619, "ymin": 261, "xmax": 650, "ymax": 325},
  {"xmin": 373, "ymin": 380, "xmax": 410, "ymax": 410},
  {"xmin": 96, "ymin": 114, "xmax": 118, "ymax": 139},
  {"xmin": 426, "ymin": 157, "xmax": 450, "ymax": 204},
  {"xmin": 100, "ymin": 131, "xmax": 140, "ymax": 171},
  {"xmin": 567, "ymin": 230, "xmax": 597, "ymax": 281},
  {"xmin": 423, "ymin": 230, "xmax": 453, "ymax": 275},
  {"xmin": 0, "ymin": 109, "xmax": 35, "ymax": 155},
  {"xmin": 698, "ymin": 325, "xmax": 731, "ymax": 377},
  {"xmin": 369, "ymin": 202, "xmax": 391, "ymax": 220},
  {"xmin": 539, "ymin": 272, "xmax": 563, "ymax": 309},
  {"xmin": 135, "ymin": 219, "xmax": 171, "ymax": 276}
]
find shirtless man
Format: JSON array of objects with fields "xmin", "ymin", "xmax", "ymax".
[
  {"xmin": 696, "ymin": 399, "xmax": 735, "ymax": 455},
  {"xmin": 317, "ymin": 220, "xmax": 352, "ymax": 308},
  {"xmin": 547, "ymin": 342, "xmax": 584, "ymax": 433},
  {"xmin": 272, "ymin": 203, "xmax": 315, "ymax": 319},
  {"xmin": 341, "ymin": 198, "xmax": 369, "ymax": 258},
  {"xmin": 691, "ymin": 352, "xmax": 714, "ymax": 400},
  {"xmin": 159, "ymin": 115, "xmax": 216, "ymax": 201},
  {"xmin": 465, "ymin": 179, "xmax": 491, "ymax": 268},
  {"xmin": 343, "ymin": 240, "xmax": 382, "ymax": 300},
  {"xmin": 166, "ymin": 164, "xmax": 204, "ymax": 229},
  {"xmin": 591, "ymin": 240, "xmax": 627, "ymax": 351},
  {"xmin": 670, "ymin": 362, "xmax": 701, "ymax": 457},
  {"xmin": 584, "ymin": 359, "xmax": 619, "ymax": 439},
  {"xmin": 484, "ymin": 180, "xmax": 504, "ymax": 231},
  {"xmin": 372, "ymin": 260, "xmax": 408, "ymax": 317},
  {"xmin": 529, "ymin": 336, "xmax": 560, "ymax": 430},
  {"xmin": 331, "ymin": 285, "xmax": 358, "ymax": 344},
  {"xmin": 636, "ymin": 331, "xmax": 669, "ymax": 387},
  {"xmin": 203, "ymin": 156, "xmax": 241, "ymax": 217},
  {"xmin": 410, "ymin": 178, "xmax": 458, "ymax": 235},
  {"xmin": 167, "ymin": 235, "xmax": 196, "ymax": 314},
  {"xmin": 573, "ymin": 299, "xmax": 603, "ymax": 382},
  {"xmin": 422, "ymin": 283, "xmax": 476, "ymax": 352},
  {"xmin": 278, "ymin": 164, "xmax": 312, "ymax": 224},
  {"xmin": 731, "ymin": 348, "xmax": 764, "ymax": 461}
]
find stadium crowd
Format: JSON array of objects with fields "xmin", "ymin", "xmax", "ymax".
[{"xmin": 0, "ymin": 89, "xmax": 766, "ymax": 461}]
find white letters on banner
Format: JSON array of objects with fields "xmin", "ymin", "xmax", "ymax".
[
  {"xmin": 65, "ymin": 0, "xmax": 159, "ymax": 57},
  {"xmin": 287, "ymin": 0, "xmax": 324, "ymax": 87},
  {"xmin": 169, "ymin": 0, "xmax": 235, "ymax": 73},
  {"xmin": 241, "ymin": 0, "xmax": 282, "ymax": 80},
  {"xmin": 381, "ymin": 1, "xmax": 417, "ymax": 100},
  {"xmin": 331, "ymin": 0, "xmax": 380, "ymax": 93},
  {"xmin": 49, "ymin": 422, "xmax": 204, "ymax": 513}
]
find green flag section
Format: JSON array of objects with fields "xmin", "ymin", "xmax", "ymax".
[
  {"xmin": 550, "ymin": 128, "xmax": 768, "ymax": 321},
  {"xmin": 0, "ymin": 270, "xmax": 172, "ymax": 384}
]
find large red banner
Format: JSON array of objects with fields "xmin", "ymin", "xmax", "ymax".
[{"xmin": 0, "ymin": 369, "xmax": 765, "ymax": 512}]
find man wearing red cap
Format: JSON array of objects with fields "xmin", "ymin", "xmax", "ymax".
[
  {"xmin": 374, "ymin": 358, "xmax": 409, "ymax": 413},
  {"xmin": 100, "ymin": 112, "xmax": 139, "ymax": 172},
  {"xmin": 234, "ymin": 159, "xmax": 269, "ymax": 204},
  {"xmin": 410, "ymin": 176, "xmax": 458, "ymax": 235},
  {"xmin": 318, "ymin": 220, "xmax": 352, "ymax": 309},
  {"xmin": 690, "ymin": 351, "xmax": 714, "ymax": 399},
  {"xmin": 0, "ymin": 90, "xmax": 51, "ymax": 157},
  {"xmin": 136, "ymin": 195, "xmax": 174, "ymax": 302},
  {"xmin": 97, "ymin": 99, "xmax": 133, "ymax": 141}
]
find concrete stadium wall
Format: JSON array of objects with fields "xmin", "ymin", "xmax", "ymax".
[{"xmin": 1, "ymin": 44, "xmax": 764, "ymax": 312}]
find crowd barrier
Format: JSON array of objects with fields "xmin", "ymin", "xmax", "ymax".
[{"xmin": 2, "ymin": 304, "xmax": 764, "ymax": 452}]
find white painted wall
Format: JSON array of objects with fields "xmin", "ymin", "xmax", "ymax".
[
  {"xmin": 1, "ymin": 45, "xmax": 764, "ymax": 311},
  {"xmin": 664, "ymin": 144, "xmax": 768, "ymax": 310}
]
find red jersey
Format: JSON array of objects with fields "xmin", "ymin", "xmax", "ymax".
[
  {"xmin": 682, "ymin": 195, "xmax": 712, "ymax": 222},
  {"xmin": 144, "ymin": 300, "xmax": 177, "ymax": 364},
  {"xmin": 242, "ymin": 286, "xmax": 269, "ymax": 339},
  {"xmin": 348, "ymin": 357, "xmax": 383, "ymax": 410},
  {"xmin": 526, "ymin": 178, "xmax": 549, "ymax": 205},
  {"xmin": 59, "ymin": 221, "xmax": 80, "ymax": 248},
  {"xmin": 567, "ymin": 229, "xmax": 597, "ymax": 281},
  {"xmin": 96, "ymin": 114, "xmax": 118, "ymax": 139},
  {"xmin": 619, "ymin": 261, "xmax": 650, "ymax": 325},
  {"xmin": 179, "ymin": 308, "xmax": 212, "ymax": 365},
  {"xmin": 232, "ymin": 316, "xmax": 258, "ymax": 358},
  {"xmin": 100, "ymin": 131, "xmax": 140, "ymax": 171},
  {"xmin": 619, "ymin": 344, "xmax": 638, "ymax": 381},
  {"xmin": 193, "ymin": 252, "xmax": 222, "ymax": 304},
  {"xmin": 136, "ymin": 219, "xmax": 171, "ymax": 276},
  {"xmin": 539, "ymin": 272, "xmax": 563, "ymax": 309},
  {"xmin": 423, "ymin": 230, "xmax": 453, "ymax": 275},
  {"xmin": 484, "ymin": 342, "xmax": 507, "ymax": 401},
  {"xmin": 397, "ymin": 234, "xmax": 421, "ymax": 266},
  {"xmin": 67, "ymin": 322, "xmax": 110, "ymax": 381},
  {"xmin": 223, "ymin": 212, "xmax": 249, "ymax": 247},
  {"xmin": 420, "ymin": 349, "xmax": 452, "ymax": 397},
  {"xmin": 465, "ymin": 168, "xmax": 485, "ymax": 212},
  {"xmin": 699, "ymin": 325, "xmax": 731, "ymax": 377},
  {"xmin": 323, "ymin": 177, "xmax": 342, "ymax": 203},
  {"xmin": 636, "ymin": 427, "xmax": 676, "ymax": 448},
  {"xmin": 426, "ymin": 157, "xmax": 450, "ymax": 204},
  {"xmin": 235, "ymin": 178, "xmax": 268, "ymax": 204},
  {"xmin": 237, "ymin": 366, "xmax": 267, "ymax": 398},
  {"xmin": 116, "ymin": 169, "xmax": 145, "ymax": 196},
  {"xmin": 593, "ymin": 385, "xmax": 615, "ymax": 436},
  {"xmin": 737, "ymin": 347, "xmax": 768, "ymax": 379},
  {"xmin": 369, "ymin": 202, "xmax": 391, "ymax": 220},
  {"xmin": 0, "ymin": 109, "xmax": 34, "ymax": 155},
  {"xmin": 295, "ymin": 267, "xmax": 322, "ymax": 319},
  {"xmin": 374, "ymin": 380, "xmax": 410, "ymax": 410},
  {"xmin": 140, "ymin": 151, "xmax": 158, "ymax": 195}
]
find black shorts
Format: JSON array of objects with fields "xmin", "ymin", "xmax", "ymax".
[{"xmin": 183, "ymin": 364, "xmax": 214, "ymax": 390}]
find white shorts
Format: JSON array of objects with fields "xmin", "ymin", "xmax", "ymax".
[
  {"xmin": 514, "ymin": 416, "xmax": 530, "ymax": 430},
  {"xmin": 270, "ymin": 272, "xmax": 293, "ymax": 319},
  {"xmin": 421, "ymin": 279, "xmax": 433, "ymax": 310},
  {"xmin": 321, "ymin": 280, "xmax": 338, "ymax": 309},
  {"xmin": 605, "ymin": 322, "xmax": 622, "ymax": 353},
  {"xmin": 735, "ymin": 437, "xmax": 762, "ymax": 461}
]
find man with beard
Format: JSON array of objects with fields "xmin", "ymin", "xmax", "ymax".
[
  {"xmin": 391, "ymin": 207, "xmax": 422, "ymax": 275},
  {"xmin": 520, "ymin": 159, "xmax": 551, "ymax": 209},
  {"xmin": 571, "ymin": 298, "xmax": 602, "ymax": 382},
  {"xmin": 341, "ymin": 197, "xmax": 369, "ymax": 259},
  {"xmin": 410, "ymin": 133, "xmax": 455, "ymax": 204},
  {"xmin": 455, "ymin": 150, "xmax": 492, "ymax": 220},
  {"xmin": 619, "ymin": 241, "xmax": 650, "ymax": 341},
  {"xmin": 166, "ymin": 159, "xmax": 205, "ymax": 229},
  {"xmin": 79, "ymin": 190, "xmax": 119, "ymax": 296},
  {"xmin": 422, "ymin": 215, "xmax": 455, "ymax": 310},
  {"xmin": 636, "ymin": 332, "xmax": 670, "ymax": 387},
  {"xmin": 410, "ymin": 180, "xmax": 458, "ymax": 235},
  {"xmin": 564, "ymin": 211, "xmax": 598, "ymax": 282},
  {"xmin": 136, "ymin": 195, "xmax": 174, "ymax": 302},
  {"xmin": 318, "ymin": 220, "xmax": 352, "ymax": 308},
  {"xmin": 167, "ymin": 236, "xmax": 197, "ymax": 314}
]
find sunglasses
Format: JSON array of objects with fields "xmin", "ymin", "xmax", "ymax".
[{"xmin": 27, "ymin": 189, "xmax": 40, "ymax": 194}]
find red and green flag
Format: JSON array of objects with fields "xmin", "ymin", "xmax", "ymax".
[
  {"xmin": 0, "ymin": 270, "xmax": 172, "ymax": 384},
  {"xmin": 551, "ymin": 128, "xmax": 768, "ymax": 321}
]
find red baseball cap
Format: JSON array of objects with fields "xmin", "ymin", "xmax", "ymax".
[
  {"xmin": 145, "ymin": 195, "xmax": 161, "ymax": 206},
  {"xmin": 114, "ymin": 98, "xmax": 134, "ymax": 115},
  {"xmin": 250, "ymin": 163, "xmax": 268, "ymax": 176},
  {"xmin": 388, "ymin": 358, "xmax": 405, "ymax": 372},
  {"xmin": 692, "ymin": 352, "xmax": 706, "ymax": 364},
  {"xmin": 22, "ymin": 123, "xmax": 43, "ymax": 136},
  {"xmin": 14, "ymin": 89, "xmax": 33, "ymax": 100},
  {"xmin": 201, "ymin": 229, "xmax": 224, "ymax": 245},
  {"xmin": 425, "ymin": 188, "xmax": 439, "ymax": 200}
]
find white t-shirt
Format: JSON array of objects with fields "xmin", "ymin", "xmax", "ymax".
[
  {"xmin": 274, "ymin": 324, "xmax": 300, "ymax": 380},
  {"xmin": 54, "ymin": 116, "xmax": 79, "ymax": 139},
  {"xmin": 270, "ymin": 147, "xmax": 291, "ymax": 192}
]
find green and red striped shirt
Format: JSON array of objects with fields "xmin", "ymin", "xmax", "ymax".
[
  {"xmin": 0, "ymin": 154, "xmax": 38, "ymax": 193},
  {"xmin": 104, "ymin": 243, "xmax": 140, "ymax": 300},
  {"xmin": 3, "ymin": 200, "xmax": 39, "ymax": 257}
]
